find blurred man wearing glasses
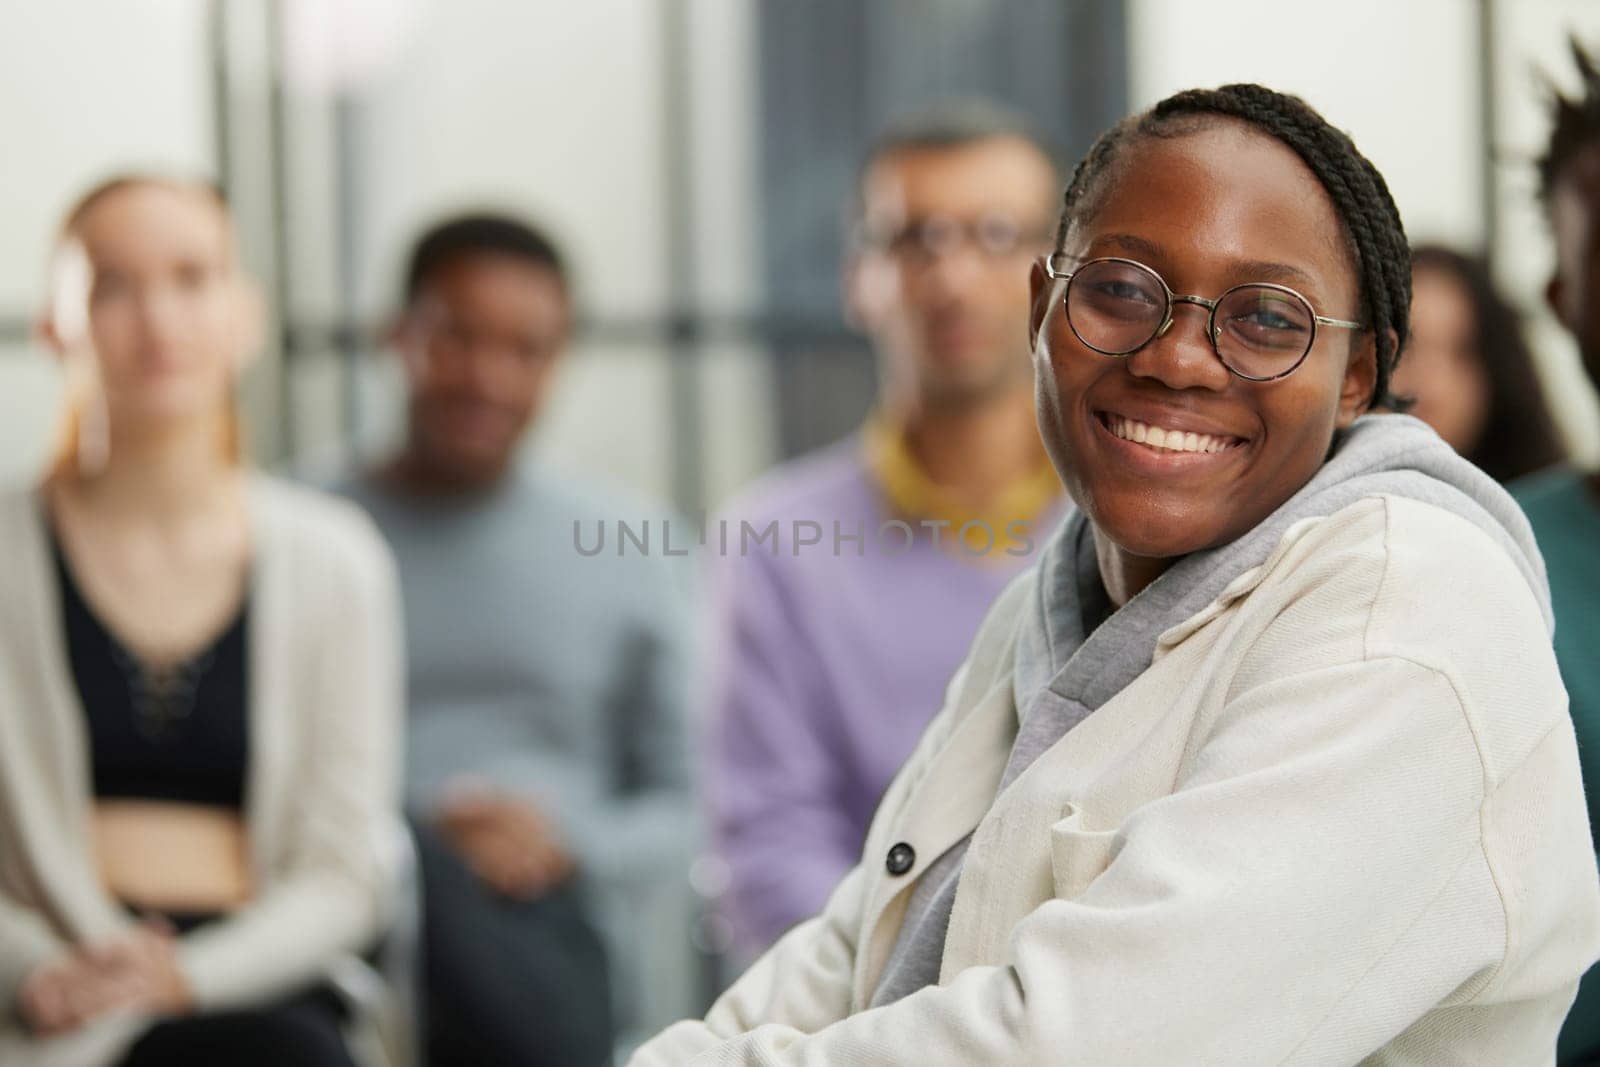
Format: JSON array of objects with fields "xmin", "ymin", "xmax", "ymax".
[
  {"xmin": 708, "ymin": 106, "xmax": 1066, "ymax": 959},
  {"xmin": 333, "ymin": 215, "xmax": 693, "ymax": 1065}
]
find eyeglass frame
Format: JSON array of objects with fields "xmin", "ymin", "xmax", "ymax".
[{"xmin": 1041, "ymin": 252, "xmax": 1366, "ymax": 383}]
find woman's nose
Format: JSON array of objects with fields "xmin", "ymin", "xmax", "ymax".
[{"xmin": 1124, "ymin": 302, "xmax": 1231, "ymax": 392}]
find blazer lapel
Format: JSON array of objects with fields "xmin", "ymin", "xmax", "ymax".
[
  {"xmin": 938, "ymin": 636, "xmax": 1220, "ymax": 975},
  {"xmin": 853, "ymin": 672, "xmax": 1017, "ymax": 1006}
]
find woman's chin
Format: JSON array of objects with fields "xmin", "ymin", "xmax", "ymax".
[
  {"xmin": 109, "ymin": 385, "xmax": 227, "ymax": 427},
  {"xmin": 1087, "ymin": 500, "xmax": 1228, "ymax": 563}
]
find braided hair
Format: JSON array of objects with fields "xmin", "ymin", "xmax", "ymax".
[
  {"xmin": 1537, "ymin": 37, "xmax": 1600, "ymax": 211},
  {"xmin": 1054, "ymin": 84, "xmax": 1411, "ymax": 411}
]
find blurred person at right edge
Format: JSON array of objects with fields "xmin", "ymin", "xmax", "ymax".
[
  {"xmin": 1514, "ymin": 37, "xmax": 1600, "ymax": 1065},
  {"xmin": 1389, "ymin": 243, "xmax": 1565, "ymax": 483},
  {"xmin": 706, "ymin": 104, "xmax": 1067, "ymax": 962}
]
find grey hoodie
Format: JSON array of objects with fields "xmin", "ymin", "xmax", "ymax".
[{"xmin": 871, "ymin": 413, "xmax": 1551, "ymax": 1007}]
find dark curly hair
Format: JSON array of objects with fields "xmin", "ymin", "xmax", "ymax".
[
  {"xmin": 403, "ymin": 212, "xmax": 567, "ymax": 306},
  {"xmin": 1406, "ymin": 245, "xmax": 1565, "ymax": 483},
  {"xmin": 1538, "ymin": 36, "xmax": 1600, "ymax": 212},
  {"xmin": 1053, "ymin": 84, "xmax": 1411, "ymax": 411}
]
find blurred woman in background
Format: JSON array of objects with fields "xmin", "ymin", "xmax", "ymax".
[
  {"xmin": 0, "ymin": 175, "xmax": 403, "ymax": 1067},
  {"xmin": 1389, "ymin": 243, "xmax": 1565, "ymax": 482}
]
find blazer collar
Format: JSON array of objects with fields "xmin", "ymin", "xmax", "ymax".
[{"xmin": 853, "ymin": 667, "xmax": 1018, "ymax": 1007}]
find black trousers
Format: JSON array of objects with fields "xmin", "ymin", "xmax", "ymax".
[
  {"xmin": 119, "ymin": 985, "xmax": 352, "ymax": 1067},
  {"xmin": 412, "ymin": 818, "xmax": 614, "ymax": 1067},
  {"xmin": 113, "ymin": 906, "xmax": 352, "ymax": 1067}
]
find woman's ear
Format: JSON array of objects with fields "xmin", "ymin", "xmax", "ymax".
[
  {"xmin": 35, "ymin": 314, "xmax": 66, "ymax": 359},
  {"xmin": 1029, "ymin": 258, "xmax": 1055, "ymax": 351},
  {"xmin": 1335, "ymin": 329, "xmax": 1385, "ymax": 427}
]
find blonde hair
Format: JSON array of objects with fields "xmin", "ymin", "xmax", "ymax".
[{"xmin": 48, "ymin": 173, "xmax": 246, "ymax": 478}]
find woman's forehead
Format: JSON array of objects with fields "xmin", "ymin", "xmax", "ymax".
[
  {"xmin": 76, "ymin": 183, "xmax": 233, "ymax": 264},
  {"xmin": 1076, "ymin": 124, "xmax": 1352, "ymax": 287}
]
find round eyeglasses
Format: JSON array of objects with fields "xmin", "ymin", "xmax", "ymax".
[{"xmin": 1042, "ymin": 254, "xmax": 1366, "ymax": 382}]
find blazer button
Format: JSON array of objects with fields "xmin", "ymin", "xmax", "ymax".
[{"xmin": 885, "ymin": 842, "xmax": 915, "ymax": 876}]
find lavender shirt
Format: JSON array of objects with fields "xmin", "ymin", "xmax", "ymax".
[{"xmin": 706, "ymin": 439, "xmax": 1062, "ymax": 958}]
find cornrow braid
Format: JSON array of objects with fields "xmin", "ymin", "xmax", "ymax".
[
  {"xmin": 1054, "ymin": 84, "xmax": 1411, "ymax": 411},
  {"xmin": 1537, "ymin": 36, "xmax": 1600, "ymax": 210}
]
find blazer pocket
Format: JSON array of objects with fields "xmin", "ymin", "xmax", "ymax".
[{"xmin": 1049, "ymin": 802, "xmax": 1121, "ymax": 900}]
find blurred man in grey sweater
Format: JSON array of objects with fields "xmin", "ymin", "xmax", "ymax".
[{"xmin": 334, "ymin": 214, "xmax": 693, "ymax": 1066}]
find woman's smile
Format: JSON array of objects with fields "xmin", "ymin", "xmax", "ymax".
[{"xmin": 1090, "ymin": 405, "xmax": 1253, "ymax": 473}]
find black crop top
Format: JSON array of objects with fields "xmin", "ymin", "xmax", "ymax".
[{"xmin": 53, "ymin": 533, "xmax": 251, "ymax": 809}]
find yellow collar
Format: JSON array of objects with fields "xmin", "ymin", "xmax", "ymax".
[{"xmin": 862, "ymin": 415, "xmax": 1061, "ymax": 559}]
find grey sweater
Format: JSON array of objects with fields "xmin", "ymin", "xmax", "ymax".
[{"xmin": 333, "ymin": 465, "xmax": 697, "ymax": 891}]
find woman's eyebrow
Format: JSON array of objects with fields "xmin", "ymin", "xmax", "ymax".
[
  {"xmin": 1091, "ymin": 233, "xmax": 1320, "ymax": 291},
  {"xmin": 1230, "ymin": 258, "xmax": 1318, "ymax": 289},
  {"xmin": 1091, "ymin": 233, "xmax": 1167, "ymax": 261}
]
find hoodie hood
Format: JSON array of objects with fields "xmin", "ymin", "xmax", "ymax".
[{"xmin": 1014, "ymin": 413, "xmax": 1552, "ymax": 723}]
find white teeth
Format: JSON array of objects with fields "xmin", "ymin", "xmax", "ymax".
[{"xmin": 1108, "ymin": 415, "xmax": 1237, "ymax": 455}]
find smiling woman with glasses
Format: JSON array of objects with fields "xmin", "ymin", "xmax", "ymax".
[{"xmin": 631, "ymin": 84, "xmax": 1600, "ymax": 1066}]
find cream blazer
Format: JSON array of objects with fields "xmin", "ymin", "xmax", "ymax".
[
  {"xmin": 635, "ymin": 495, "xmax": 1600, "ymax": 1065},
  {"xmin": 0, "ymin": 476, "xmax": 404, "ymax": 1066}
]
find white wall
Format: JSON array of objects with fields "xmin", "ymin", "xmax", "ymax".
[
  {"xmin": 1129, "ymin": 0, "xmax": 1484, "ymax": 248},
  {"xmin": 684, "ymin": 0, "xmax": 777, "ymax": 508}
]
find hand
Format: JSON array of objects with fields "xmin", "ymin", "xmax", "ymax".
[
  {"xmin": 15, "ymin": 922, "xmax": 191, "ymax": 1036},
  {"xmin": 436, "ymin": 784, "xmax": 574, "ymax": 899},
  {"xmin": 17, "ymin": 955, "xmax": 94, "ymax": 1037},
  {"xmin": 88, "ymin": 920, "xmax": 192, "ymax": 1017}
]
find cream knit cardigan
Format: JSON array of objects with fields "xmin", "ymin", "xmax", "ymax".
[
  {"xmin": 635, "ymin": 496, "xmax": 1600, "ymax": 1065},
  {"xmin": 0, "ymin": 476, "xmax": 403, "ymax": 1066}
]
